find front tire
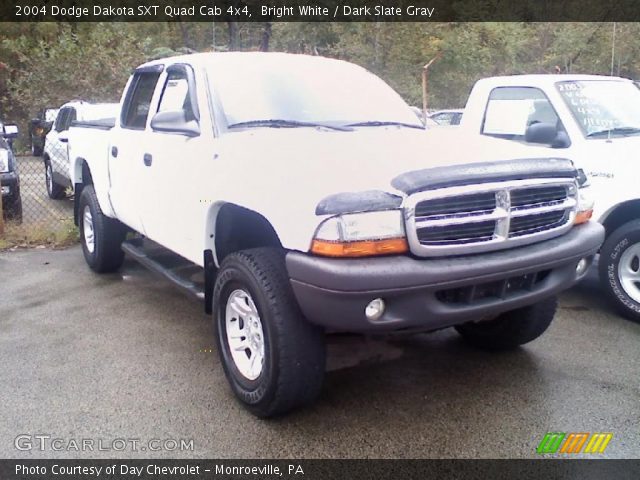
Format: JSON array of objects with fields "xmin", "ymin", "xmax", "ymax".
[
  {"xmin": 78, "ymin": 185, "xmax": 126, "ymax": 273},
  {"xmin": 599, "ymin": 220, "xmax": 640, "ymax": 322},
  {"xmin": 213, "ymin": 248, "xmax": 326, "ymax": 417},
  {"xmin": 455, "ymin": 297, "xmax": 557, "ymax": 350},
  {"xmin": 45, "ymin": 160, "xmax": 65, "ymax": 199}
]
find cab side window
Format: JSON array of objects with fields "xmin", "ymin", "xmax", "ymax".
[
  {"xmin": 157, "ymin": 67, "xmax": 197, "ymax": 121},
  {"xmin": 482, "ymin": 87, "xmax": 563, "ymax": 141},
  {"xmin": 54, "ymin": 108, "xmax": 69, "ymax": 132},
  {"xmin": 121, "ymin": 71, "xmax": 161, "ymax": 130},
  {"xmin": 62, "ymin": 108, "xmax": 77, "ymax": 131}
]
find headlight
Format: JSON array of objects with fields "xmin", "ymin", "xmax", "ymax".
[
  {"xmin": 574, "ymin": 186, "xmax": 594, "ymax": 225},
  {"xmin": 311, "ymin": 210, "xmax": 408, "ymax": 257},
  {"xmin": 0, "ymin": 149, "xmax": 9, "ymax": 173}
]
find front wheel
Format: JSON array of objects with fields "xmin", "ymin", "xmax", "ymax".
[
  {"xmin": 599, "ymin": 220, "xmax": 640, "ymax": 322},
  {"xmin": 45, "ymin": 160, "xmax": 65, "ymax": 199},
  {"xmin": 455, "ymin": 297, "xmax": 557, "ymax": 350},
  {"xmin": 78, "ymin": 185, "xmax": 126, "ymax": 273},
  {"xmin": 213, "ymin": 248, "xmax": 326, "ymax": 417}
]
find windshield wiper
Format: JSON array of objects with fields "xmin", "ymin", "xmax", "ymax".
[
  {"xmin": 227, "ymin": 119, "xmax": 352, "ymax": 131},
  {"xmin": 345, "ymin": 121, "xmax": 424, "ymax": 130},
  {"xmin": 587, "ymin": 127, "xmax": 640, "ymax": 138}
]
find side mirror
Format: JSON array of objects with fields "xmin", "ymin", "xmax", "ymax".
[
  {"xmin": 150, "ymin": 110, "xmax": 200, "ymax": 137},
  {"xmin": 2, "ymin": 124, "xmax": 19, "ymax": 139},
  {"xmin": 525, "ymin": 122, "xmax": 557, "ymax": 145}
]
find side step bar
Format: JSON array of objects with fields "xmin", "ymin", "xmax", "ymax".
[{"xmin": 121, "ymin": 240, "xmax": 205, "ymax": 301}]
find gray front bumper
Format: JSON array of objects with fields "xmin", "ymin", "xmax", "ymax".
[{"xmin": 286, "ymin": 222, "xmax": 604, "ymax": 333}]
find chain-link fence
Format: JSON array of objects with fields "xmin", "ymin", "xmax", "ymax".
[{"xmin": 1, "ymin": 139, "xmax": 76, "ymax": 246}]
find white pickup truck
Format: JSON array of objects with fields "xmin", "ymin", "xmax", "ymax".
[
  {"xmin": 43, "ymin": 101, "xmax": 118, "ymax": 199},
  {"xmin": 68, "ymin": 53, "xmax": 602, "ymax": 417},
  {"xmin": 445, "ymin": 74, "xmax": 640, "ymax": 320}
]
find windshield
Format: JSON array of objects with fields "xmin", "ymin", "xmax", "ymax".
[
  {"xmin": 556, "ymin": 80, "xmax": 640, "ymax": 137},
  {"xmin": 207, "ymin": 56, "xmax": 421, "ymax": 129}
]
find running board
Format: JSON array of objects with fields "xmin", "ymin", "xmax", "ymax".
[{"xmin": 121, "ymin": 239, "xmax": 205, "ymax": 301}]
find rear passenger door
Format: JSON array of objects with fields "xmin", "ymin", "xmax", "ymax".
[
  {"xmin": 53, "ymin": 107, "xmax": 75, "ymax": 181},
  {"xmin": 109, "ymin": 67, "xmax": 162, "ymax": 233},
  {"xmin": 46, "ymin": 107, "xmax": 70, "ymax": 178}
]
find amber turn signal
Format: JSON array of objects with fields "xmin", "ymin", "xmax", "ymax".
[
  {"xmin": 311, "ymin": 237, "xmax": 409, "ymax": 257},
  {"xmin": 574, "ymin": 209, "xmax": 593, "ymax": 225}
]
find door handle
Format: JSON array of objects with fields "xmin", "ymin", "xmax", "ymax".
[
  {"xmin": 143, "ymin": 153, "xmax": 152, "ymax": 166},
  {"xmin": 111, "ymin": 146, "xmax": 118, "ymax": 158}
]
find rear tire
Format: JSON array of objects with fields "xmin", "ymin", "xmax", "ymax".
[
  {"xmin": 4, "ymin": 195, "xmax": 22, "ymax": 224},
  {"xmin": 78, "ymin": 185, "xmax": 126, "ymax": 273},
  {"xmin": 455, "ymin": 297, "xmax": 557, "ymax": 350},
  {"xmin": 32, "ymin": 141, "xmax": 43, "ymax": 157},
  {"xmin": 213, "ymin": 248, "xmax": 326, "ymax": 417},
  {"xmin": 599, "ymin": 220, "xmax": 640, "ymax": 322},
  {"xmin": 45, "ymin": 160, "xmax": 65, "ymax": 199}
]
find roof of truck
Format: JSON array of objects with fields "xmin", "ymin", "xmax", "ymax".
[
  {"xmin": 474, "ymin": 74, "xmax": 632, "ymax": 87},
  {"xmin": 137, "ymin": 51, "xmax": 362, "ymax": 71}
]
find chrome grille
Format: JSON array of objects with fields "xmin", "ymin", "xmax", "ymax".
[{"xmin": 405, "ymin": 178, "xmax": 578, "ymax": 257}]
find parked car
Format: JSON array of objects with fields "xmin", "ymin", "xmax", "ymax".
[
  {"xmin": 0, "ymin": 122, "xmax": 22, "ymax": 223},
  {"xmin": 429, "ymin": 109, "xmax": 464, "ymax": 126},
  {"xmin": 29, "ymin": 107, "xmax": 59, "ymax": 156},
  {"xmin": 67, "ymin": 53, "xmax": 603, "ymax": 417},
  {"xmin": 43, "ymin": 101, "xmax": 118, "ymax": 199},
  {"xmin": 409, "ymin": 106, "xmax": 439, "ymax": 126},
  {"xmin": 443, "ymin": 74, "xmax": 640, "ymax": 320}
]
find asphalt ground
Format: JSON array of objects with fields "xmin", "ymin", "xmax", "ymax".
[{"xmin": 0, "ymin": 246, "xmax": 638, "ymax": 459}]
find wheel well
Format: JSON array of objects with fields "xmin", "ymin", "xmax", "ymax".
[
  {"xmin": 73, "ymin": 160, "xmax": 93, "ymax": 226},
  {"xmin": 602, "ymin": 200, "xmax": 640, "ymax": 238},
  {"xmin": 214, "ymin": 204, "xmax": 282, "ymax": 264},
  {"xmin": 81, "ymin": 160, "xmax": 93, "ymax": 185}
]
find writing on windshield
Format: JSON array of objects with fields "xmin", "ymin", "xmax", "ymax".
[{"xmin": 556, "ymin": 80, "xmax": 640, "ymax": 137}]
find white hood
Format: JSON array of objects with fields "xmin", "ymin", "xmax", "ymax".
[{"xmin": 211, "ymin": 126, "xmax": 570, "ymax": 252}]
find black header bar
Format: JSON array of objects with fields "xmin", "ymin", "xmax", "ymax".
[
  {"xmin": 6, "ymin": 0, "xmax": 640, "ymax": 22},
  {"xmin": 2, "ymin": 459, "xmax": 640, "ymax": 480}
]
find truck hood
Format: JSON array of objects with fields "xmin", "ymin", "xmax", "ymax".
[
  {"xmin": 213, "ymin": 126, "xmax": 573, "ymax": 253},
  {"xmin": 217, "ymin": 126, "xmax": 550, "ymax": 197}
]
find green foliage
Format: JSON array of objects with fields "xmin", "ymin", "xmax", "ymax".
[{"xmin": 0, "ymin": 21, "xmax": 637, "ymax": 136}]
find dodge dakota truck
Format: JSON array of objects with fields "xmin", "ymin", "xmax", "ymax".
[
  {"xmin": 68, "ymin": 53, "xmax": 603, "ymax": 417},
  {"xmin": 440, "ymin": 74, "xmax": 640, "ymax": 321}
]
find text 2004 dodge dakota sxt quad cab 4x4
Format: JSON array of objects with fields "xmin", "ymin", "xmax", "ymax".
[{"xmin": 68, "ymin": 53, "xmax": 603, "ymax": 417}]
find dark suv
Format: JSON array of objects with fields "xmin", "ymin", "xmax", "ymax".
[
  {"xmin": 1, "ymin": 123, "xmax": 22, "ymax": 223},
  {"xmin": 29, "ymin": 107, "xmax": 58, "ymax": 157}
]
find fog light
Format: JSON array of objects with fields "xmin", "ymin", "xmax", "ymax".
[
  {"xmin": 576, "ymin": 257, "xmax": 589, "ymax": 276},
  {"xmin": 365, "ymin": 298, "xmax": 385, "ymax": 321},
  {"xmin": 1, "ymin": 186, "xmax": 9, "ymax": 195}
]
